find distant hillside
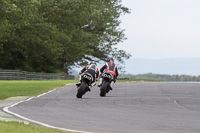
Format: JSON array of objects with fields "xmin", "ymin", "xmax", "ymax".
[
  {"xmin": 119, "ymin": 73, "xmax": 200, "ymax": 82},
  {"xmin": 124, "ymin": 58, "xmax": 200, "ymax": 76}
]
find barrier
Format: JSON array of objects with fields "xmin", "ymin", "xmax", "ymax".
[{"xmin": 0, "ymin": 70, "xmax": 74, "ymax": 80}]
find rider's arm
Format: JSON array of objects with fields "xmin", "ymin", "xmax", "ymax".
[
  {"xmin": 96, "ymin": 70, "xmax": 99, "ymax": 80},
  {"xmin": 80, "ymin": 67, "xmax": 86, "ymax": 73},
  {"xmin": 115, "ymin": 66, "xmax": 119, "ymax": 78},
  {"xmin": 100, "ymin": 64, "xmax": 107, "ymax": 73}
]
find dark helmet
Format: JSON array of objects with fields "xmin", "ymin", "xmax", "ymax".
[
  {"xmin": 108, "ymin": 58, "xmax": 114, "ymax": 62},
  {"xmin": 90, "ymin": 61, "xmax": 97, "ymax": 65}
]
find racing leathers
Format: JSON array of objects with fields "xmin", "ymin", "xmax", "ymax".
[
  {"xmin": 76, "ymin": 64, "xmax": 99, "ymax": 88},
  {"xmin": 98, "ymin": 60, "xmax": 118, "ymax": 89}
]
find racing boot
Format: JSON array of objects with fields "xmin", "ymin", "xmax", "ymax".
[
  {"xmin": 110, "ymin": 81, "xmax": 114, "ymax": 90},
  {"xmin": 88, "ymin": 82, "xmax": 96, "ymax": 91},
  {"xmin": 76, "ymin": 74, "xmax": 82, "ymax": 86},
  {"xmin": 76, "ymin": 82, "xmax": 81, "ymax": 87},
  {"xmin": 91, "ymin": 82, "xmax": 96, "ymax": 87},
  {"xmin": 98, "ymin": 78, "xmax": 103, "ymax": 87},
  {"xmin": 88, "ymin": 86, "xmax": 91, "ymax": 92}
]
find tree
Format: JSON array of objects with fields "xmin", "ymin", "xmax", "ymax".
[{"xmin": 0, "ymin": 0, "xmax": 131, "ymax": 73}]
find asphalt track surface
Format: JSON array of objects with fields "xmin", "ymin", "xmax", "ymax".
[{"xmin": 8, "ymin": 82, "xmax": 200, "ymax": 133}]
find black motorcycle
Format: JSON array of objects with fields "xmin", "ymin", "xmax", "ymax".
[
  {"xmin": 76, "ymin": 73, "xmax": 93, "ymax": 98},
  {"xmin": 100, "ymin": 72, "xmax": 113, "ymax": 97}
]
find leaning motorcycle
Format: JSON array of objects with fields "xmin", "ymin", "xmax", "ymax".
[
  {"xmin": 76, "ymin": 73, "xmax": 93, "ymax": 98},
  {"xmin": 100, "ymin": 72, "xmax": 113, "ymax": 97}
]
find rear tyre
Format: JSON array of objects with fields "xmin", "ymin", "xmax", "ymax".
[
  {"xmin": 100, "ymin": 81, "xmax": 107, "ymax": 97},
  {"xmin": 76, "ymin": 82, "xmax": 87, "ymax": 98},
  {"xmin": 106, "ymin": 86, "xmax": 110, "ymax": 93}
]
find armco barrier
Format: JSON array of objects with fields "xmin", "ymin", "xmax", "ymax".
[{"xmin": 0, "ymin": 70, "xmax": 74, "ymax": 80}]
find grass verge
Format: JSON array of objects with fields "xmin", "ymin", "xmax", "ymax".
[
  {"xmin": 0, "ymin": 79, "xmax": 159, "ymax": 100},
  {"xmin": 0, "ymin": 80, "xmax": 77, "ymax": 100},
  {"xmin": 0, "ymin": 80, "xmax": 77, "ymax": 133},
  {"xmin": 0, "ymin": 121, "xmax": 68, "ymax": 133},
  {"xmin": 0, "ymin": 79, "xmax": 157, "ymax": 132}
]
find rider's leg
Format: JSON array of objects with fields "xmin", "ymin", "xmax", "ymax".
[
  {"xmin": 90, "ymin": 82, "xmax": 96, "ymax": 88},
  {"xmin": 110, "ymin": 80, "xmax": 114, "ymax": 90},
  {"xmin": 110, "ymin": 76, "xmax": 116, "ymax": 90},
  {"xmin": 98, "ymin": 78, "xmax": 103, "ymax": 87},
  {"xmin": 88, "ymin": 80, "xmax": 97, "ymax": 91},
  {"xmin": 110, "ymin": 81, "xmax": 114, "ymax": 86},
  {"xmin": 76, "ymin": 74, "xmax": 82, "ymax": 86},
  {"xmin": 88, "ymin": 72, "xmax": 97, "ymax": 90}
]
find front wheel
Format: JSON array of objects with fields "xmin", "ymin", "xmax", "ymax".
[
  {"xmin": 76, "ymin": 82, "xmax": 87, "ymax": 98},
  {"xmin": 100, "ymin": 81, "xmax": 108, "ymax": 97}
]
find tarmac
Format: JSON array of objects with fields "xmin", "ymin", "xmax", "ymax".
[{"xmin": 8, "ymin": 82, "xmax": 200, "ymax": 133}]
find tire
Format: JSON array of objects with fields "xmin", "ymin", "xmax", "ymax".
[
  {"xmin": 76, "ymin": 82, "xmax": 87, "ymax": 98},
  {"xmin": 106, "ymin": 85, "xmax": 110, "ymax": 93},
  {"xmin": 100, "ymin": 81, "xmax": 107, "ymax": 97}
]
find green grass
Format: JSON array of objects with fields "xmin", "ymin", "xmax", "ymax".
[
  {"xmin": 0, "ymin": 80, "xmax": 77, "ymax": 133},
  {"xmin": 0, "ymin": 79, "xmax": 160, "ymax": 100},
  {"xmin": 0, "ymin": 79, "xmax": 160, "ymax": 132},
  {"xmin": 0, "ymin": 121, "xmax": 68, "ymax": 133},
  {"xmin": 0, "ymin": 80, "xmax": 77, "ymax": 100}
]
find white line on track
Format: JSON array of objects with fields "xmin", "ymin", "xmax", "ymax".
[{"xmin": 3, "ymin": 84, "xmax": 93, "ymax": 133}]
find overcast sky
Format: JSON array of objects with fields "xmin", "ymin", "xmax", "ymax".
[
  {"xmin": 73, "ymin": 0, "xmax": 200, "ymax": 75},
  {"xmin": 118, "ymin": 0, "xmax": 200, "ymax": 59}
]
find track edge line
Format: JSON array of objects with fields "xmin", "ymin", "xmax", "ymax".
[{"xmin": 3, "ymin": 84, "xmax": 93, "ymax": 133}]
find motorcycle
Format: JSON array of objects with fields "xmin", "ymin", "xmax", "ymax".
[
  {"xmin": 100, "ymin": 72, "xmax": 113, "ymax": 97},
  {"xmin": 76, "ymin": 73, "xmax": 93, "ymax": 98}
]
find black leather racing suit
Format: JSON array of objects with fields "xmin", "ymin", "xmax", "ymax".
[
  {"xmin": 100, "ymin": 60, "xmax": 118, "ymax": 82},
  {"xmin": 80, "ymin": 64, "xmax": 99, "ymax": 83}
]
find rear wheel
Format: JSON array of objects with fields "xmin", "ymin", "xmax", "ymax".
[
  {"xmin": 100, "ymin": 81, "xmax": 107, "ymax": 97},
  {"xmin": 106, "ymin": 86, "xmax": 110, "ymax": 93},
  {"xmin": 76, "ymin": 82, "xmax": 87, "ymax": 98}
]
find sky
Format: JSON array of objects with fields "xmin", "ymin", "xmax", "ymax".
[
  {"xmin": 73, "ymin": 0, "xmax": 200, "ymax": 76},
  {"xmin": 118, "ymin": 0, "xmax": 200, "ymax": 59}
]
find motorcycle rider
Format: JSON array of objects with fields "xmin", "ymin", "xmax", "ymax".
[
  {"xmin": 98, "ymin": 58, "xmax": 118, "ymax": 90},
  {"xmin": 76, "ymin": 61, "xmax": 99, "ymax": 89}
]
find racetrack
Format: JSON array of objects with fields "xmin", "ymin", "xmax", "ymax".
[{"xmin": 7, "ymin": 82, "xmax": 200, "ymax": 133}]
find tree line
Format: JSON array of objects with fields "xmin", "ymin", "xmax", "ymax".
[
  {"xmin": 119, "ymin": 73, "xmax": 200, "ymax": 82},
  {"xmin": 0, "ymin": 0, "xmax": 131, "ymax": 73}
]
